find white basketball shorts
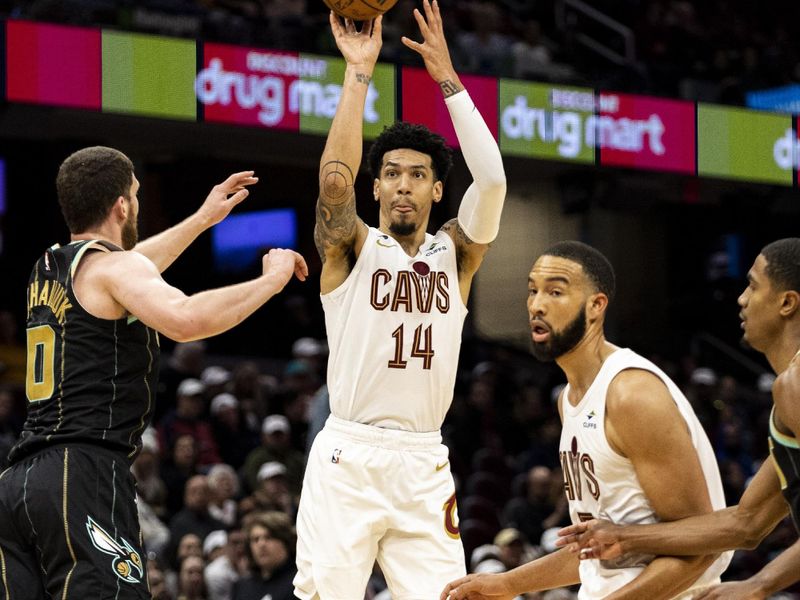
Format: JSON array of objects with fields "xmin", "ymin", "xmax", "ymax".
[{"xmin": 293, "ymin": 415, "xmax": 466, "ymax": 600}]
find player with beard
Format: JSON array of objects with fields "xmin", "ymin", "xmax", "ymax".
[
  {"xmin": 442, "ymin": 241, "xmax": 730, "ymax": 600},
  {"xmin": 557, "ymin": 238, "xmax": 800, "ymax": 600},
  {"xmin": 294, "ymin": 2, "xmax": 506, "ymax": 598},
  {"xmin": 0, "ymin": 146, "xmax": 307, "ymax": 598}
]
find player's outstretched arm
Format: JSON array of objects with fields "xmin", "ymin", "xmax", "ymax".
[
  {"xmin": 693, "ymin": 539, "xmax": 800, "ymax": 600},
  {"xmin": 557, "ymin": 456, "xmax": 788, "ymax": 558},
  {"xmin": 403, "ymin": 0, "xmax": 506, "ymax": 290},
  {"xmin": 134, "ymin": 171, "xmax": 258, "ymax": 272},
  {"xmin": 316, "ymin": 13, "xmax": 379, "ymax": 292},
  {"xmin": 100, "ymin": 247, "xmax": 307, "ymax": 342},
  {"xmin": 440, "ymin": 548, "xmax": 581, "ymax": 600}
]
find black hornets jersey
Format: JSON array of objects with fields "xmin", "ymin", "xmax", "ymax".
[
  {"xmin": 9, "ymin": 240, "xmax": 160, "ymax": 464},
  {"xmin": 768, "ymin": 408, "xmax": 800, "ymax": 534}
]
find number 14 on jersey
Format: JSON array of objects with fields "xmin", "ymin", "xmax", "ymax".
[{"xmin": 388, "ymin": 323, "xmax": 434, "ymax": 370}]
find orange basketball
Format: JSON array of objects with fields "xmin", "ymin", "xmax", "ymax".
[{"xmin": 323, "ymin": 0, "xmax": 400, "ymax": 21}]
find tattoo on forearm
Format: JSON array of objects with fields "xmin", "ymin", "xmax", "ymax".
[
  {"xmin": 439, "ymin": 79, "xmax": 461, "ymax": 97},
  {"xmin": 356, "ymin": 73, "xmax": 372, "ymax": 85}
]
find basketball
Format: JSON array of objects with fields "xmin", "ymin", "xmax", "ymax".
[{"xmin": 323, "ymin": 0, "xmax": 400, "ymax": 21}]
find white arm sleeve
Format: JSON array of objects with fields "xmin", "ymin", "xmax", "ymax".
[{"xmin": 445, "ymin": 90, "xmax": 507, "ymax": 244}]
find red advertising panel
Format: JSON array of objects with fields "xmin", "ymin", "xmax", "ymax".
[
  {"xmin": 401, "ymin": 67, "xmax": 498, "ymax": 148},
  {"xmin": 198, "ymin": 42, "xmax": 302, "ymax": 131},
  {"xmin": 6, "ymin": 20, "xmax": 101, "ymax": 109},
  {"xmin": 597, "ymin": 92, "xmax": 695, "ymax": 174}
]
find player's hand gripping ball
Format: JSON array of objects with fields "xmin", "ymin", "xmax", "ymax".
[{"xmin": 323, "ymin": 0, "xmax": 399, "ymax": 20}]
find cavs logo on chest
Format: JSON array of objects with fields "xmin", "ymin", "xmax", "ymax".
[
  {"xmin": 560, "ymin": 436, "xmax": 600, "ymax": 502},
  {"xmin": 86, "ymin": 516, "xmax": 144, "ymax": 584}
]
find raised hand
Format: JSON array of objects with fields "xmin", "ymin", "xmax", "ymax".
[
  {"xmin": 262, "ymin": 248, "xmax": 308, "ymax": 287},
  {"xmin": 401, "ymin": 0, "xmax": 461, "ymax": 94},
  {"xmin": 197, "ymin": 171, "xmax": 258, "ymax": 227},
  {"xmin": 440, "ymin": 573, "xmax": 515, "ymax": 600},
  {"xmin": 556, "ymin": 519, "xmax": 625, "ymax": 560},
  {"xmin": 329, "ymin": 11, "xmax": 383, "ymax": 68}
]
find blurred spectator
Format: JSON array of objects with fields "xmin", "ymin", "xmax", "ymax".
[
  {"xmin": 503, "ymin": 466, "xmax": 568, "ymax": 547},
  {"xmin": 158, "ymin": 341, "xmax": 207, "ymax": 418},
  {"xmin": 241, "ymin": 461, "xmax": 296, "ymax": 517},
  {"xmin": 139, "ymin": 495, "xmax": 171, "ymax": 562},
  {"xmin": 511, "ymin": 20, "xmax": 552, "ymax": 79},
  {"xmin": 210, "ymin": 393, "xmax": 257, "ymax": 468},
  {"xmin": 470, "ymin": 543, "xmax": 501, "ymax": 573},
  {"xmin": 159, "ymin": 378, "xmax": 222, "ymax": 467},
  {"xmin": 148, "ymin": 558, "xmax": 173, "ymax": 600},
  {"xmin": 202, "ymin": 365, "xmax": 232, "ymax": 398},
  {"xmin": 207, "ymin": 463, "xmax": 240, "ymax": 527},
  {"xmin": 204, "ymin": 528, "xmax": 247, "ymax": 600},
  {"xmin": 168, "ymin": 476, "xmax": 227, "ymax": 569},
  {"xmin": 166, "ymin": 532, "xmax": 204, "ymax": 594},
  {"xmin": 291, "ymin": 337, "xmax": 327, "ymax": 379},
  {"xmin": 133, "ymin": 427, "xmax": 169, "ymax": 518},
  {"xmin": 453, "ymin": 2, "xmax": 513, "ymax": 76},
  {"xmin": 232, "ymin": 511, "xmax": 298, "ymax": 600},
  {"xmin": 231, "ymin": 361, "xmax": 272, "ymax": 434},
  {"xmin": 243, "ymin": 414, "xmax": 305, "ymax": 495},
  {"xmin": 493, "ymin": 527, "xmax": 531, "ymax": 571},
  {"xmin": 177, "ymin": 554, "xmax": 207, "ymax": 600},
  {"xmin": 162, "ymin": 433, "xmax": 202, "ymax": 519},
  {"xmin": 203, "ymin": 530, "xmax": 228, "ymax": 565},
  {"xmin": 276, "ymin": 359, "xmax": 320, "ymax": 450}
]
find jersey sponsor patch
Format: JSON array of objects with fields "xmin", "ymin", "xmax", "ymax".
[{"xmin": 86, "ymin": 516, "xmax": 144, "ymax": 584}]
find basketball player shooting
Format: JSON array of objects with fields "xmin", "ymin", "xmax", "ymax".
[{"xmin": 292, "ymin": 1, "xmax": 507, "ymax": 598}]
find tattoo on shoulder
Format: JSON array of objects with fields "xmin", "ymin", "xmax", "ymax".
[
  {"xmin": 439, "ymin": 80, "xmax": 461, "ymax": 98},
  {"xmin": 356, "ymin": 73, "xmax": 372, "ymax": 85}
]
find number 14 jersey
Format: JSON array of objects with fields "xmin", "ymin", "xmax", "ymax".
[{"xmin": 321, "ymin": 227, "xmax": 467, "ymax": 432}]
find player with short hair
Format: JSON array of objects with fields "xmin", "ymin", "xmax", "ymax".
[
  {"xmin": 442, "ymin": 241, "xmax": 731, "ymax": 600},
  {"xmin": 293, "ymin": 1, "xmax": 506, "ymax": 598},
  {"xmin": 0, "ymin": 145, "xmax": 307, "ymax": 598},
  {"xmin": 558, "ymin": 238, "xmax": 800, "ymax": 600}
]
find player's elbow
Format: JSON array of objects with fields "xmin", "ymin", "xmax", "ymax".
[
  {"xmin": 162, "ymin": 314, "xmax": 206, "ymax": 343},
  {"xmin": 479, "ymin": 174, "xmax": 507, "ymax": 196},
  {"xmin": 740, "ymin": 526, "xmax": 769, "ymax": 550},
  {"xmin": 732, "ymin": 509, "xmax": 771, "ymax": 550}
]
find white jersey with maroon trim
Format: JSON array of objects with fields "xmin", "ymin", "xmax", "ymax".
[
  {"xmin": 559, "ymin": 348, "xmax": 732, "ymax": 599},
  {"xmin": 321, "ymin": 226, "xmax": 467, "ymax": 432}
]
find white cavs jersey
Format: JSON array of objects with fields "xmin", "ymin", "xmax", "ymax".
[
  {"xmin": 321, "ymin": 227, "xmax": 467, "ymax": 432},
  {"xmin": 559, "ymin": 349, "xmax": 732, "ymax": 599}
]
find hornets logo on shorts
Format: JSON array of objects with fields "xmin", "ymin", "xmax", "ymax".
[{"xmin": 85, "ymin": 516, "xmax": 144, "ymax": 584}]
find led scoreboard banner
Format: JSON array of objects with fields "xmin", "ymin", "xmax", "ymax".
[{"xmin": 3, "ymin": 19, "xmax": 798, "ymax": 187}]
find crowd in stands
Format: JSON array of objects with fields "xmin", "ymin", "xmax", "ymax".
[
  {"xmin": 0, "ymin": 306, "xmax": 798, "ymax": 598},
  {"xmin": 3, "ymin": 0, "xmax": 800, "ymax": 106}
]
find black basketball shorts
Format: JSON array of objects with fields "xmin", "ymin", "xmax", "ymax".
[{"xmin": 0, "ymin": 444, "xmax": 150, "ymax": 599}]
